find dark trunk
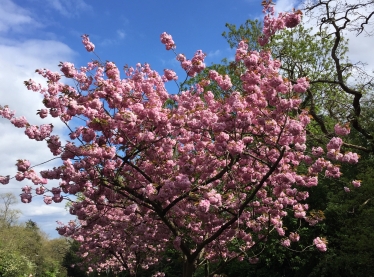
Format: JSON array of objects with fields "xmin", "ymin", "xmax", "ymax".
[{"xmin": 183, "ymin": 258, "xmax": 196, "ymax": 277}]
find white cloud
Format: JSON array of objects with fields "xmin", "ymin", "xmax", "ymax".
[
  {"xmin": 15, "ymin": 202, "xmax": 74, "ymax": 237},
  {"xmin": 0, "ymin": 0, "xmax": 41, "ymax": 33},
  {"xmin": 117, "ymin": 29, "xmax": 126, "ymax": 39},
  {"xmin": 208, "ymin": 49, "xmax": 221, "ymax": 58},
  {"xmin": 21, "ymin": 203, "xmax": 70, "ymax": 217},
  {"xmin": 275, "ymin": 0, "xmax": 301, "ymax": 12},
  {"xmin": 47, "ymin": 0, "xmax": 93, "ymax": 17},
  {"xmin": 99, "ymin": 30, "xmax": 127, "ymax": 47},
  {"xmin": 0, "ymin": 0, "xmax": 78, "ymax": 238},
  {"xmin": 0, "ymin": 39, "xmax": 75, "ymax": 126},
  {"xmin": 275, "ymin": 0, "xmax": 374, "ymax": 77}
]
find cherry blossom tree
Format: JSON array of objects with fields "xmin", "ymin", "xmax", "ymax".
[{"xmin": 0, "ymin": 2, "xmax": 360, "ymax": 276}]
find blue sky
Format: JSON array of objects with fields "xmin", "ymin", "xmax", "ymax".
[
  {"xmin": 1, "ymin": 0, "xmax": 371, "ymax": 238},
  {"xmin": 9, "ymin": 0, "xmax": 267, "ymax": 79}
]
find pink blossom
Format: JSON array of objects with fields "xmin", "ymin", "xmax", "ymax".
[
  {"xmin": 198, "ymin": 199, "xmax": 210, "ymax": 213},
  {"xmin": 163, "ymin": 69, "xmax": 178, "ymax": 81},
  {"xmin": 281, "ymin": 238, "xmax": 291, "ymax": 247},
  {"xmin": 24, "ymin": 79, "xmax": 41, "ymax": 91},
  {"xmin": 22, "ymin": 185, "xmax": 32, "ymax": 193},
  {"xmin": 334, "ymin": 123, "xmax": 350, "ymax": 136},
  {"xmin": 15, "ymin": 172, "xmax": 25, "ymax": 181},
  {"xmin": 327, "ymin": 137, "xmax": 343, "ymax": 151},
  {"xmin": 209, "ymin": 70, "xmax": 232, "ymax": 90},
  {"xmin": 44, "ymin": 196, "xmax": 53, "ymax": 205},
  {"xmin": 285, "ymin": 12, "xmax": 302, "ymax": 28},
  {"xmin": 37, "ymin": 109, "xmax": 49, "ymax": 119},
  {"xmin": 289, "ymin": 232, "xmax": 300, "ymax": 242},
  {"xmin": 313, "ymin": 237, "xmax": 327, "ymax": 252},
  {"xmin": 10, "ymin": 116, "xmax": 28, "ymax": 128},
  {"xmin": 20, "ymin": 193, "xmax": 32, "ymax": 203},
  {"xmin": 227, "ymin": 140, "xmax": 245, "ymax": 155},
  {"xmin": 106, "ymin": 62, "xmax": 120, "ymax": 79},
  {"xmin": 341, "ymin": 152, "xmax": 359, "ymax": 164},
  {"xmin": 25, "ymin": 124, "xmax": 53, "ymax": 141},
  {"xmin": 36, "ymin": 186, "xmax": 45, "ymax": 195},
  {"xmin": 0, "ymin": 175, "xmax": 10, "ymax": 185},
  {"xmin": 82, "ymin": 34, "xmax": 95, "ymax": 52},
  {"xmin": 60, "ymin": 62, "xmax": 77, "ymax": 78},
  {"xmin": 16, "ymin": 159, "xmax": 31, "ymax": 172},
  {"xmin": 47, "ymin": 135, "xmax": 62, "ymax": 155},
  {"xmin": 311, "ymin": 147, "xmax": 324, "ymax": 157},
  {"xmin": 0, "ymin": 106, "xmax": 15, "ymax": 119},
  {"xmin": 160, "ymin": 32, "xmax": 175, "ymax": 50},
  {"xmin": 352, "ymin": 180, "xmax": 361, "ymax": 188},
  {"xmin": 325, "ymin": 165, "xmax": 341, "ymax": 178},
  {"xmin": 293, "ymin": 77, "xmax": 309, "ymax": 93}
]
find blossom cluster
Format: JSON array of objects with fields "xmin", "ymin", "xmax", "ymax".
[{"xmin": 0, "ymin": 4, "xmax": 360, "ymax": 274}]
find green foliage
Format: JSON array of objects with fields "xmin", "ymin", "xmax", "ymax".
[
  {"xmin": 307, "ymin": 133, "xmax": 374, "ymax": 276},
  {"xmin": 222, "ymin": 19, "xmax": 262, "ymax": 51},
  {"xmin": 0, "ymin": 248, "xmax": 34, "ymax": 277},
  {"xmin": 0, "ymin": 195, "xmax": 70, "ymax": 277}
]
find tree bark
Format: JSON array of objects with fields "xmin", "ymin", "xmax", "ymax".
[{"xmin": 183, "ymin": 258, "xmax": 196, "ymax": 277}]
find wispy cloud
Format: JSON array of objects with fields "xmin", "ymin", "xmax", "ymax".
[
  {"xmin": 0, "ymin": 1, "xmax": 78, "ymax": 238},
  {"xmin": 99, "ymin": 30, "xmax": 127, "ymax": 46},
  {"xmin": 208, "ymin": 49, "xmax": 221, "ymax": 58},
  {"xmin": 274, "ymin": 0, "xmax": 302, "ymax": 12},
  {"xmin": 45, "ymin": 0, "xmax": 93, "ymax": 17},
  {"xmin": 0, "ymin": 0, "xmax": 41, "ymax": 33},
  {"xmin": 117, "ymin": 29, "xmax": 126, "ymax": 39}
]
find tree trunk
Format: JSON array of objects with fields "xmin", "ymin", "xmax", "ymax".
[{"xmin": 183, "ymin": 258, "xmax": 196, "ymax": 277}]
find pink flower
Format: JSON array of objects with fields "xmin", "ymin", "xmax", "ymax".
[
  {"xmin": 352, "ymin": 180, "xmax": 361, "ymax": 188},
  {"xmin": 105, "ymin": 62, "xmax": 120, "ymax": 80},
  {"xmin": 281, "ymin": 238, "xmax": 291, "ymax": 247},
  {"xmin": 289, "ymin": 232, "xmax": 300, "ymax": 242},
  {"xmin": 293, "ymin": 77, "xmax": 309, "ymax": 93},
  {"xmin": 344, "ymin": 186, "xmax": 350, "ymax": 192},
  {"xmin": 16, "ymin": 159, "xmax": 31, "ymax": 172},
  {"xmin": 10, "ymin": 116, "xmax": 28, "ymax": 128},
  {"xmin": 327, "ymin": 137, "xmax": 343, "ymax": 151},
  {"xmin": 341, "ymin": 152, "xmax": 359, "ymax": 164},
  {"xmin": 313, "ymin": 237, "xmax": 327, "ymax": 252},
  {"xmin": 20, "ymin": 193, "xmax": 32, "ymax": 203},
  {"xmin": 22, "ymin": 185, "xmax": 32, "ymax": 193},
  {"xmin": 0, "ymin": 175, "xmax": 10, "ymax": 185},
  {"xmin": 37, "ymin": 109, "xmax": 49, "ymax": 119},
  {"xmin": 60, "ymin": 62, "xmax": 77, "ymax": 78},
  {"xmin": 36, "ymin": 186, "xmax": 45, "ymax": 195},
  {"xmin": 285, "ymin": 12, "xmax": 302, "ymax": 28},
  {"xmin": 163, "ymin": 69, "xmax": 178, "ymax": 81},
  {"xmin": 334, "ymin": 123, "xmax": 350, "ymax": 136},
  {"xmin": 311, "ymin": 147, "xmax": 324, "ymax": 157},
  {"xmin": 198, "ymin": 199, "xmax": 210, "ymax": 213},
  {"xmin": 81, "ymin": 34, "xmax": 95, "ymax": 52},
  {"xmin": 160, "ymin": 32, "xmax": 175, "ymax": 50},
  {"xmin": 44, "ymin": 196, "xmax": 53, "ymax": 205},
  {"xmin": 0, "ymin": 106, "xmax": 15, "ymax": 119}
]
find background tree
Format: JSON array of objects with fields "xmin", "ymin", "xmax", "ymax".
[
  {"xmin": 0, "ymin": 193, "xmax": 21, "ymax": 227},
  {"xmin": 0, "ymin": 195, "xmax": 70, "ymax": 277},
  {"xmin": 304, "ymin": 0, "xmax": 374, "ymax": 152}
]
